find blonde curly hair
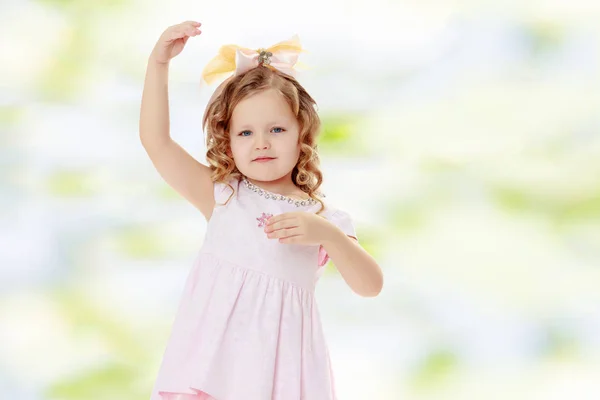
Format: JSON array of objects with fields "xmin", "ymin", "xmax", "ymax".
[{"xmin": 202, "ymin": 66, "xmax": 326, "ymax": 214}]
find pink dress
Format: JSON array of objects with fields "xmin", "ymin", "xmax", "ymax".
[{"xmin": 150, "ymin": 177, "xmax": 357, "ymax": 400}]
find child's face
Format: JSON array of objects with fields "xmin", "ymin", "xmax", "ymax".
[{"xmin": 229, "ymin": 89, "xmax": 301, "ymax": 182}]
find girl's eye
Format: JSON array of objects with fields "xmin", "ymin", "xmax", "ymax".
[{"xmin": 238, "ymin": 127, "xmax": 284, "ymax": 136}]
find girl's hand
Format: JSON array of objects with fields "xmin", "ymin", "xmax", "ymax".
[
  {"xmin": 150, "ymin": 21, "xmax": 202, "ymax": 64},
  {"xmin": 264, "ymin": 212, "xmax": 338, "ymax": 246}
]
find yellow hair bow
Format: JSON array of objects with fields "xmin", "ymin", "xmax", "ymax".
[{"xmin": 201, "ymin": 34, "xmax": 307, "ymax": 85}]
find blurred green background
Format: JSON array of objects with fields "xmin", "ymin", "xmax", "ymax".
[{"xmin": 1, "ymin": 0, "xmax": 600, "ymax": 399}]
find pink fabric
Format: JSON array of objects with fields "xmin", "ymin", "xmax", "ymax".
[
  {"xmin": 235, "ymin": 47, "xmax": 299, "ymax": 77},
  {"xmin": 150, "ymin": 178, "xmax": 356, "ymax": 400},
  {"xmin": 160, "ymin": 390, "xmax": 215, "ymax": 400}
]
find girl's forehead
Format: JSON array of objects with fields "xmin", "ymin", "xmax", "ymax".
[
  {"xmin": 238, "ymin": 89, "xmax": 286, "ymax": 106},
  {"xmin": 232, "ymin": 94, "xmax": 294, "ymax": 120}
]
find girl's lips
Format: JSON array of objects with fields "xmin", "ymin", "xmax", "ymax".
[{"xmin": 253, "ymin": 157, "xmax": 276, "ymax": 162}]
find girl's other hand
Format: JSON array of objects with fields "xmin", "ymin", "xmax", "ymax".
[
  {"xmin": 264, "ymin": 212, "xmax": 340, "ymax": 246},
  {"xmin": 149, "ymin": 20, "xmax": 202, "ymax": 64}
]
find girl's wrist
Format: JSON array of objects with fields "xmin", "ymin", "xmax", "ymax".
[
  {"xmin": 321, "ymin": 223, "xmax": 345, "ymax": 248},
  {"xmin": 148, "ymin": 53, "xmax": 170, "ymax": 67}
]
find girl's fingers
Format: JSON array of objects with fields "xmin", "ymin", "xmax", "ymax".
[
  {"xmin": 279, "ymin": 235, "xmax": 303, "ymax": 244},
  {"xmin": 178, "ymin": 24, "xmax": 201, "ymax": 36},
  {"xmin": 162, "ymin": 21, "xmax": 201, "ymax": 43},
  {"xmin": 167, "ymin": 27, "xmax": 199, "ymax": 41},
  {"xmin": 266, "ymin": 220, "xmax": 299, "ymax": 232},
  {"xmin": 179, "ymin": 21, "xmax": 201, "ymax": 31},
  {"xmin": 267, "ymin": 227, "xmax": 300, "ymax": 239}
]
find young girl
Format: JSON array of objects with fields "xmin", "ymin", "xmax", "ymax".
[{"xmin": 140, "ymin": 20, "xmax": 383, "ymax": 400}]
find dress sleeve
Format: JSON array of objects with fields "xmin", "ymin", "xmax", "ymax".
[{"xmin": 317, "ymin": 209, "xmax": 358, "ymax": 267}]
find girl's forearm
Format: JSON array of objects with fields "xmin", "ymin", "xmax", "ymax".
[
  {"xmin": 322, "ymin": 228, "xmax": 383, "ymax": 297},
  {"xmin": 139, "ymin": 59, "xmax": 171, "ymax": 150}
]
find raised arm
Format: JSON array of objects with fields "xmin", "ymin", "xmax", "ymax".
[{"xmin": 139, "ymin": 21, "xmax": 216, "ymax": 221}]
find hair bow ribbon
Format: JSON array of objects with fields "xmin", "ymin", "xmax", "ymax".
[{"xmin": 201, "ymin": 35, "xmax": 306, "ymax": 85}]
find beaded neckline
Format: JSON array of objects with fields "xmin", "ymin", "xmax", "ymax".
[{"xmin": 241, "ymin": 178, "xmax": 323, "ymax": 207}]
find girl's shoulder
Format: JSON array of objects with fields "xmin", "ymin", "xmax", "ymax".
[{"xmin": 320, "ymin": 201, "xmax": 357, "ymax": 240}]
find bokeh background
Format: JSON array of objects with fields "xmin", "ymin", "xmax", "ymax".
[{"xmin": 2, "ymin": 0, "xmax": 600, "ymax": 399}]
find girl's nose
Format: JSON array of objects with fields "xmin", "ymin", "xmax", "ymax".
[{"xmin": 254, "ymin": 133, "xmax": 270, "ymax": 150}]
